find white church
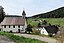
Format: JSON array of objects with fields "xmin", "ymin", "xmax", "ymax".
[{"xmin": 0, "ymin": 10, "xmax": 27, "ymax": 33}]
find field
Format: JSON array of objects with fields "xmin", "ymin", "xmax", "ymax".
[
  {"xmin": 0, "ymin": 32, "xmax": 47, "ymax": 43},
  {"xmin": 27, "ymin": 18, "xmax": 64, "ymax": 43},
  {"xmin": 27, "ymin": 18, "xmax": 64, "ymax": 27}
]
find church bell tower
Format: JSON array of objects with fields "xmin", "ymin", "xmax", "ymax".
[{"xmin": 22, "ymin": 10, "xmax": 26, "ymax": 19}]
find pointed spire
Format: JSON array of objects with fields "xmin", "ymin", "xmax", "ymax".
[
  {"xmin": 22, "ymin": 9, "xmax": 26, "ymax": 19},
  {"xmin": 22, "ymin": 10, "xmax": 26, "ymax": 15}
]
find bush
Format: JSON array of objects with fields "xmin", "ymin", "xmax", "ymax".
[
  {"xmin": 32, "ymin": 29, "xmax": 40, "ymax": 35},
  {"xmin": 48, "ymin": 33, "xmax": 53, "ymax": 37},
  {"xmin": 26, "ymin": 24, "xmax": 33, "ymax": 34},
  {"xmin": 9, "ymin": 30, "xmax": 13, "ymax": 33},
  {"xmin": 38, "ymin": 22, "xmax": 41, "ymax": 27}
]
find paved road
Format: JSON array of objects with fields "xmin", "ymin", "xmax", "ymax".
[{"xmin": 14, "ymin": 33, "xmax": 57, "ymax": 43}]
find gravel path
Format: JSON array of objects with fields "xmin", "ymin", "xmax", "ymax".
[
  {"xmin": 14, "ymin": 33, "xmax": 57, "ymax": 43},
  {"xmin": 0, "ymin": 36, "xmax": 15, "ymax": 43}
]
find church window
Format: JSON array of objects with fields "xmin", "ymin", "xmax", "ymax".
[
  {"xmin": 4, "ymin": 25, "xmax": 6, "ymax": 28},
  {"xmin": 13, "ymin": 25, "xmax": 15, "ymax": 28},
  {"xmin": 9, "ymin": 25, "xmax": 10, "ymax": 28},
  {"xmin": 18, "ymin": 25, "xmax": 20, "ymax": 28}
]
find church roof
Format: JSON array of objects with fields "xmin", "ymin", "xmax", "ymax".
[
  {"xmin": 5, "ymin": 15, "xmax": 22, "ymax": 17},
  {"xmin": 0, "ymin": 16, "xmax": 25, "ymax": 26}
]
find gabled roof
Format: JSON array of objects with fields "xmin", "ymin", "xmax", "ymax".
[
  {"xmin": 0, "ymin": 16, "xmax": 25, "ymax": 26},
  {"xmin": 44, "ymin": 25, "xmax": 59, "ymax": 34}
]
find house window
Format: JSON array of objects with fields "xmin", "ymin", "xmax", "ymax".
[
  {"xmin": 42, "ymin": 31, "xmax": 44, "ymax": 33},
  {"xmin": 18, "ymin": 25, "xmax": 20, "ymax": 28},
  {"xmin": 13, "ymin": 25, "xmax": 15, "ymax": 28},
  {"xmin": 22, "ymin": 28, "xmax": 23, "ymax": 29},
  {"xmin": 9, "ymin": 25, "xmax": 10, "ymax": 28},
  {"xmin": 4, "ymin": 25, "xmax": 6, "ymax": 28}
]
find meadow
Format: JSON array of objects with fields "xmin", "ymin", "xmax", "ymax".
[
  {"xmin": 0, "ymin": 32, "xmax": 47, "ymax": 43},
  {"xmin": 27, "ymin": 18, "xmax": 64, "ymax": 27}
]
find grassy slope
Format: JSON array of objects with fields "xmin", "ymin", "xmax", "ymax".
[
  {"xmin": 27, "ymin": 18, "xmax": 64, "ymax": 27},
  {"xmin": 0, "ymin": 32, "xmax": 47, "ymax": 43}
]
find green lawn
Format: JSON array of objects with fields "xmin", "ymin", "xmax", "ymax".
[
  {"xmin": 27, "ymin": 18, "xmax": 64, "ymax": 27},
  {"xmin": 0, "ymin": 32, "xmax": 47, "ymax": 43}
]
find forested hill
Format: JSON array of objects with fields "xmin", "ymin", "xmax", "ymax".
[{"xmin": 32, "ymin": 7, "xmax": 64, "ymax": 18}]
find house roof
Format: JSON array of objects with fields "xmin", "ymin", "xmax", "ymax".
[
  {"xmin": 0, "ymin": 16, "xmax": 25, "ymax": 26},
  {"xmin": 44, "ymin": 25, "xmax": 59, "ymax": 34}
]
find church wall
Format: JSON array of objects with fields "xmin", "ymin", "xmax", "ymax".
[{"xmin": 2, "ymin": 25, "xmax": 24, "ymax": 32}]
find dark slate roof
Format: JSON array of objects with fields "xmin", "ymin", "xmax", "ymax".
[
  {"xmin": 1, "ymin": 16, "xmax": 25, "ymax": 26},
  {"xmin": 44, "ymin": 25, "xmax": 59, "ymax": 34}
]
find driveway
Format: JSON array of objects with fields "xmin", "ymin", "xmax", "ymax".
[{"xmin": 14, "ymin": 33, "xmax": 57, "ymax": 43}]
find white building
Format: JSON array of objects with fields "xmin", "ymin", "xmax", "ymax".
[
  {"xmin": 40, "ymin": 27, "xmax": 48, "ymax": 35},
  {"xmin": 40, "ymin": 25, "xmax": 59, "ymax": 35},
  {"xmin": 0, "ymin": 10, "xmax": 27, "ymax": 33}
]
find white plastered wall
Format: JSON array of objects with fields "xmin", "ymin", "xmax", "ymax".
[
  {"xmin": 40, "ymin": 27, "xmax": 48, "ymax": 35},
  {"xmin": 2, "ymin": 25, "xmax": 24, "ymax": 32}
]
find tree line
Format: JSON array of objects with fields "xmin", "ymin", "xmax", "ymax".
[
  {"xmin": 32, "ymin": 7, "xmax": 64, "ymax": 18},
  {"xmin": 0, "ymin": 6, "xmax": 5, "ymax": 23}
]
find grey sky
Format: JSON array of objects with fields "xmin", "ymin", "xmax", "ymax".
[{"xmin": 0, "ymin": 0, "xmax": 64, "ymax": 17}]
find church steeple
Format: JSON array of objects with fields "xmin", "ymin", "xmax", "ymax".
[{"xmin": 22, "ymin": 10, "xmax": 26, "ymax": 19}]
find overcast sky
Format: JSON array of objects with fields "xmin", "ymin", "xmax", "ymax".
[{"xmin": 0, "ymin": 0, "xmax": 64, "ymax": 17}]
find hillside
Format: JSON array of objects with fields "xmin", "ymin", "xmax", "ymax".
[
  {"xmin": 32, "ymin": 7, "xmax": 64, "ymax": 18},
  {"xmin": 27, "ymin": 18, "xmax": 64, "ymax": 27}
]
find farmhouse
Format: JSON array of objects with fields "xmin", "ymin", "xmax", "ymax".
[
  {"xmin": 0, "ymin": 10, "xmax": 27, "ymax": 33},
  {"xmin": 40, "ymin": 25, "xmax": 59, "ymax": 35}
]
